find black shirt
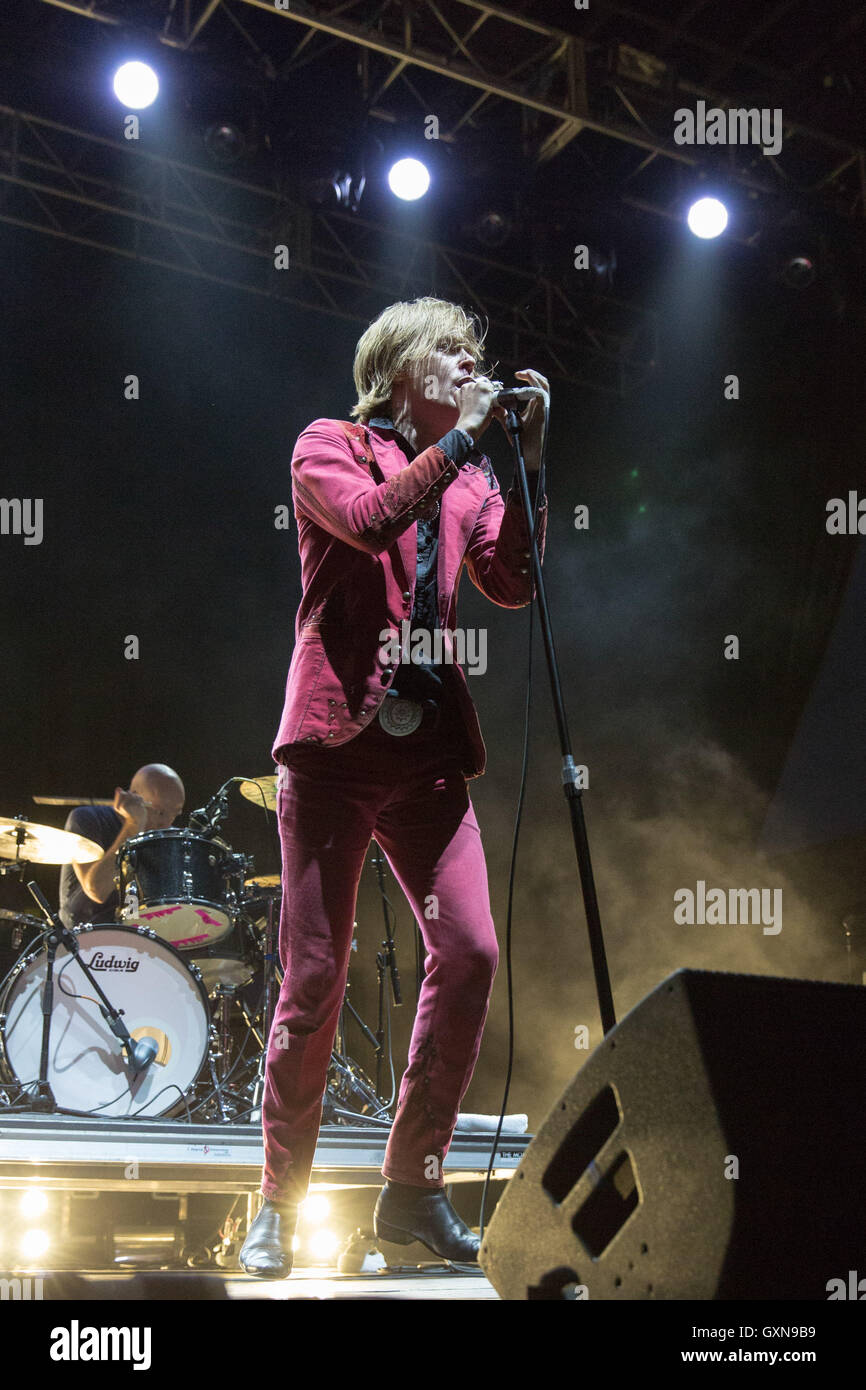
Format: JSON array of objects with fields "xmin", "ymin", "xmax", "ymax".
[
  {"xmin": 368, "ymin": 416, "xmax": 478, "ymax": 704},
  {"xmin": 58, "ymin": 805, "xmax": 124, "ymax": 930}
]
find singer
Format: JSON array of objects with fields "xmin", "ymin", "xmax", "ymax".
[{"xmin": 241, "ymin": 296, "xmax": 549, "ymax": 1276}]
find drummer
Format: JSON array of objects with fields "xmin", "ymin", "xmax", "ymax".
[{"xmin": 58, "ymin": 764, "xmax": 185, "ymax": 930}]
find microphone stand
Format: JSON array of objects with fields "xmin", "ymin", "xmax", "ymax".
[
  {"xmin": 25, "ymin": 881, "xmax": 153, "ymax": 1111},
  {"xmin": 188, "ymin": 783, "xmax": 232, "ymax": 838},
  {"xmin": 504, "ymin": 404, "xmax": 616, "ymax": 1035},
  {"xmin": 371, "ymin": 845, "xmax": 402, "ymax": 1099}
]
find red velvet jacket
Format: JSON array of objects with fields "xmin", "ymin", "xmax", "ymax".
[{"xmin": 271, "ymin": 417, "xmax": 548, "ymax": 778}]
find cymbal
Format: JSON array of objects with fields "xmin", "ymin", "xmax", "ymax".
[
  {"xmin": 244, "ymin": 874, "xmax": 281, "ymax": 890},
  {"xmin": 239, "ymin": 776, "xmax": 277, "ymax": 812},
  {"xmin": 0, "ymin": 816, "xmax": 103, "ymax": 865}
]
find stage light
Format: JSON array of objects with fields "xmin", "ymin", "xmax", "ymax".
[
  {"xmin": 307, "ymin": 170, "xmax": 366, "ymax": 212},
  {"xmin": 780, "ymin": 253, "xmax": 817, "ymax": 289},
  {"xmin": 308, "ymin": 1229, "xmax": 340, "ymax": 1261},
  {"xmin": 113, "ymin": 61, "xmax": 159, "ymax": 110},
  {"xmin": 470, "ymin": 208, "xmax": 514, "ymax": 248},
  {"xmin": 687, "ymin": 196, "xmax": 728, "ymax": 239},
  {"xmin": 387, "ymin": 157, "xmax": 430, "ymax": 201},
  {"xmin": 19, "ymin": 1228, "xmax": 50, "ymax": 1259},
  {"xmin": 300, "ymin": 1193, "xmax": 330, "ymax": 1225},
  {"xmin": 203, "ymin": 122, "xmax": 247, "ymax": 166},
  {"xmin": 19, "ymin": 1189, "xmax": 48, "ymax": 1218}
]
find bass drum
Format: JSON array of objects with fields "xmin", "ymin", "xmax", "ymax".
[{"xmin": 0, "ymin": 924, "xmax": 210, "ymax": 1118}]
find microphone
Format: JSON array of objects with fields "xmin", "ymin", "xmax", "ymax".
[
  {"xmin": 495, "ymin": 386, "xmax": 547, "ymax": 407},
  {"xmin": 188, "ymin": 791, "xmax": 228, "ymax": 837},
  {"xmin": 128, "ymin": 1034, "xmax": 159, "ymax": 1075}
]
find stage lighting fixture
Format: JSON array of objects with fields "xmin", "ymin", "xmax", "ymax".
[
  {"xmin": 687, "ymin": 196, "xmax": 728, "ymax": 239},
  {"xmin": 780, "ymin": 252, "xmax": 817, "ymax": 289},
  {"xmin": 308, "ymin": 169, "xmax": 367, "ymax": 212},
  {"xmin": 300, "ymin": 1193, "xmax": 330, "ymax": 1224},
  {"xmin": 19, "ymin": 1189, "xmax": 48, "ymax": 1218},
  {"xmin": 19, "ymin": 1228, "xmax": 50, "ymax": 1259},
  {"xmin": 471, "ymin": 209, "xmax": 514, "ymax": 248},
  {"xmin": 309, "ymin": 1229, "xmax": 340, "ymax": 1262},
  {"xmin": 203, "ymin": 122, "xmax": 247, "ymax": 165},
  {"xmin": 113, "ymin": 61, "xmax": 159, "ymax": 110},
  {"xmin": 387, "ymin": 157, "xmax": 431, "ymax": 201}
]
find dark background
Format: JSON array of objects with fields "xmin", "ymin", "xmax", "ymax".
[{"xmin": 2, "ymin": 0, "xmax": 866, "ymax": 1124}]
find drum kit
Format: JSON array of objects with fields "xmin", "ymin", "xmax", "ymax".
[{"xmin": 0, "ymin": 778, "xmax": 387, "ymax": 1126}]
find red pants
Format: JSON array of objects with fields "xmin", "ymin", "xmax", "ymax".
[{"xmin": 260, "ymin": 709, "xmax": 499, "ymax": 1202}]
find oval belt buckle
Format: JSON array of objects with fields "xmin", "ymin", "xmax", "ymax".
[{"xmin": 378, "ymin": 696, "xmax": 424, "ymax": 736}]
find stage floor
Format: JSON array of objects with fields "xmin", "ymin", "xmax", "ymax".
[
  {"xmin": 0, "ymin": 1110, "xmax": 528, "ymax": 1190},
  {"xmin": 39, "ymin": 1267, "xmax": 499, "ymax": 1299},
  {"xmin": 0, "ymin": 1110, "xmax": 524, "ymax": 1282}
]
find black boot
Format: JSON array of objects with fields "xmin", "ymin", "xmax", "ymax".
[
  {"xmin": 374, "ymin": 1180, "xmax": 480, "ymax": 1263},
  {"xmin": 239, "ymin": 1197, "xmax": 299, "ymax": 1278}
]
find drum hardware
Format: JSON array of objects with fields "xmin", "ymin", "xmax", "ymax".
[
  {"xmin": 0, "ymin": 908, "xmax": 45, "ymax": 953},
  {"xmin": 325, "ymin": 1000, "xmax": 387, "ymax": 1123},
  {"xmin": 190, "ymin": 916, "xmax": 258, "ymax": 997},
  {"xmin": 0, "ymin": 911, "xmax": 48, "ymax": 1015},
  {"xmin": 215, "ymin": 984, "xmax": 240, "ymax": 1105},
  {"xmin": 119, "ymin": 879, "xmax": 140, "ymax": 923},
  {"xmin": 247, "ymin": 885, "xmax": 281, "ymax": 1112},
  {"xmin": 187, "ymin": 779, "xmax": 234, "ymax": 839},
  {"xmin": 194, "ymin": 985, "xmax": 266, "ymax": 1122},
  {"xmin": 204, "ymin": 1016, "xmax": 232, "ymax": 1122}
]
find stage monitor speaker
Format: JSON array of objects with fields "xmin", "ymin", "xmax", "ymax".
[{"xmin": 479, "ymin": 969, "xmax": 866, "ymax": 1300}]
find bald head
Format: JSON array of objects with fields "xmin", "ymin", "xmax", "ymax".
[{"xmin": 130, "ymin": 763, "xmax": 185, "ymax": 830}]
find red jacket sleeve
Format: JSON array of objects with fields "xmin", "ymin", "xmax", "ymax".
[
  {"xmin": 464, "ymin": 479, "xmax": 548, "ymax": 608},
  {"xmin": 291, "ymin": 418, "xmax": 461, "ymax": 554}
]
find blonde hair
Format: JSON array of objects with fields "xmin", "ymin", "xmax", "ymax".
[{"xmin": 350, "ymin": 296, "xmax": 490, "ymax": 422}]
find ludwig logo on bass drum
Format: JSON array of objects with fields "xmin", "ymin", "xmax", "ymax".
[{"xmin": 86, "ymin": 951, "xmax": 139, "ymax": 972}]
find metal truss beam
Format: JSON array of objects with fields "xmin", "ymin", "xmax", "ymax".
[
  {"xmin": 28, "ymin": 0, "xmax": 866, "ymax": 220},
  {"xmin": 0, "ymin": 105, "xmax": 657, "ymax": 396}
]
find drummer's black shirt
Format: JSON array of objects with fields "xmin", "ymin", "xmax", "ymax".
[{"xmin": 58, "ymin": 805, "xmax": 124, "ymax": 930}]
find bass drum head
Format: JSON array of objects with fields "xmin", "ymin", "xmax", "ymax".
[{"xmin": 0, "ymin": 925, "xmax": 210, "ymax": 1118}]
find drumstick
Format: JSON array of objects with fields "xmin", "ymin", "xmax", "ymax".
[
  {"xmin": 33, "ymin": 796, "xmax": 115, "ymax": 806},
  {"xmin": 33, "ymin": 796, "xmax": 154, "ymax": 808}
]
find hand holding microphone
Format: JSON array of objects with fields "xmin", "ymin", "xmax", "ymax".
[
  {"xmin": 455, "ymin": 370, "xmax": 550, "ymax": 458},
  {"xmin": 494, "ymin": 369, "xmax": 550, "ymax": 468},
  {"xmin": 454, "ymin": 374, "xmax": 500, "ymax": 442}
]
